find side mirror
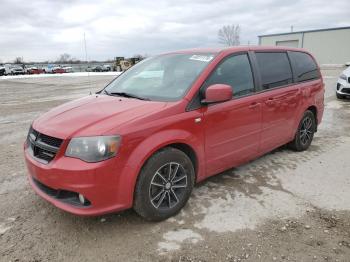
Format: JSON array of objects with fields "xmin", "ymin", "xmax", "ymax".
[{"xmin": 202, "ymin": 84, "xmax": 233, "ymax": 104}]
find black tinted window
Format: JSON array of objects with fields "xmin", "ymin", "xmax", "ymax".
[
  {"xmin": 255, "ymin": 52, "xmax": 293, "ymax": 89},
  {"xmin": 289, "ymin": 51, "xmax": 320, "ymax": 82},
  {"xmin": 205, "ymin": 54, "xmax": 254, "ymax": 97}
]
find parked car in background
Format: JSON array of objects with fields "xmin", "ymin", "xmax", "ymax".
[
  {"xmin": 27, "ymin": 67, "xmax": 45, "ymax": 74},
  {"xmin": 91, "ymin": 65, "xmax": 104, "ymax": 72},
  {"xmin": 24, "ymin": 46, "xmax": 324, "ymax": 221},
  {"xmin": 103, "ymin": 64, "xmax": 111, "ymax": 71},
  {"xmin": 90, "ymin": 65, "xmax": 111, "ymax": 72},
  {"xmin": 43, "ymin": 64, "xmax": 55, "ymax": 73},
  {"xmin": 63, "ymin": 66, "xmax": 73, "ymax": 73},
  {"xmin": 2, "ymin": 64, "xmax": 11, "ymax": 75},
  {"xmin": 52, "ymin": 67, "xmax": 65, "ymax": 74},
  {"xmin": 10, "ymin": 65, "xmax": 25, "ymax": 75},
  {"xmin": 0, "ymin": 65, "xmax": 5, "ymax": 76},
  {"xmin": 336, "ymin": 66, "xmax": 350, "ymax": 99}
]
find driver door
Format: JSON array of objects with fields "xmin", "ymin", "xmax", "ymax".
[{"xmin": 201, "ymin": 53, "xmax": 262, "ymax": 176}]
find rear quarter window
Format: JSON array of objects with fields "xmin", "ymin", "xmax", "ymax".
[
  {"xmin": 288, "ymin": 51, "xmax": 320, "ymax": 82},
  {"xmin": 255, "ymin": 52, "xmax": 293, "ymax": 90}
]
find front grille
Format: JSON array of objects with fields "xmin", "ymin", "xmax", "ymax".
[
  {"xmin": 27, "ymin": 127, "xmax": 63, "ymax": 164},
  {"xmin": 342, "ymin": 88, "xmax": 350, "ymax": 95},
  {"xmin": 39, "ymin": 133, "xmax": 63, "ymax": 148}
]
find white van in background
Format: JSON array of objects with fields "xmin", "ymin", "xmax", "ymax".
[
  {"xmin": 2, "ymin": 64, "xmax": 25, "ymax": 75},
  {"xmin": 0, "ymin": 65, "xmax": 5, "ymax": 76},
  {"xmin": 336, "ymin": 66, "xmax": 350, "ymax": 99}
]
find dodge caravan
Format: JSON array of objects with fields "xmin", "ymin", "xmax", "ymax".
[{"xmin": 24, "ymin": 46, "xmax": 324, "ymax": 221}]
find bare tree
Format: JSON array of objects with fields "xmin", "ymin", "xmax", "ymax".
[
  {"xmin": 218, "ymin": 25, "xmax": 240, "ymax": 46},
  {"xmin": 14, "ymin": 57, "xmax": 24, "ymax": 64},
  {"xmin": 133, "ymin": 54, "xmax": 145, "ymax": 60},
  {"xmin": 58, "ymin": 53, "xmax": 71, "ymax": 63}
]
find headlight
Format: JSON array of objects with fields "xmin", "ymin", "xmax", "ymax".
[
  {"xmin": 65, "ymin": 136, "xmax": 121, "ymax": 162},
  {"xmin": 339, "ymin": 74, "xmax": 347, "ymax": 80}
]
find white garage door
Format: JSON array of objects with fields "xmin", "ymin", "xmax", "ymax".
[{"xmin": 276, "ymin": 40, "xmax": 299, "ymax": 48}]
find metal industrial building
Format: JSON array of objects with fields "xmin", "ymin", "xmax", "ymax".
[{"xmin": 258, "ymin": 26, "xmax": 350, "ymax": 65}]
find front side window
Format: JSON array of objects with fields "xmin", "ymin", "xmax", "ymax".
[
  {"xmin": 203, "ymin": 54, "xmax": 255, "ymax": 98},
  {"xmin": 104, "ymin": 53, "xmax": 215, "ymax": 101},
  {"xmin": 255, "ymin": 52, "xmax": 293, "ymax": 89},
  {"xmin": 289, "ymin": 51, "xmax": 320, "ymax": 82}
]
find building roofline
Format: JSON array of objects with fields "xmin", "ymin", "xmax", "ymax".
[{"xmin": 258, "ymin": 26, "xmax": 350, "ymax": 38}]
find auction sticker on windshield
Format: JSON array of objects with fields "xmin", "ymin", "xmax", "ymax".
[{"xmin": 189, "ymin": 55, "xmax": 214, "ymax": 62}]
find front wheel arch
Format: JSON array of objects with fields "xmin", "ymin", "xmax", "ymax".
[
  {"xmin": 118, "ymin": 130, "xmax": 204, "ymax": 209},
  {"xmin": 132, "ymin": 142, "xmax": 199, "ymax": 198}
]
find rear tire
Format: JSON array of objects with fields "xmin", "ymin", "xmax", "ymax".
[
  {"xmin": 134, "ymin": 147, "xmax": 195, "ymax": 221},
  {"xmin": 289, "ymin": 110, "xmax": 316, "ymax": 151}
]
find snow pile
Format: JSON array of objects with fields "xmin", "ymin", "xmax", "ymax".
[{"xmin": 0, "ymin": 71, "xmax": 121, "ymax": 80}]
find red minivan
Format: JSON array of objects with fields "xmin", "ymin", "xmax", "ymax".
[{"xmin": 24, "ymin": 46, "xmax": 324, "ymax": 221}]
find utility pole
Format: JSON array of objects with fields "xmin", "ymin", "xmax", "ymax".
[
  {"xmin": 83, "ymin": 32, "xmax": 91, "ymax": 93},
  {"xmin": 83, "ymin": 33, "xmax": 88, "ymax": 63}
]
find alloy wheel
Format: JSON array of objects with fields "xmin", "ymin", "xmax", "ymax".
[
  {"xmin": 149, "ymin": 162, "xmax": 188, "ymax": 210},
  {"xmin": 300, "ymin": 116, "xmax": 313, "ymax": 145}
]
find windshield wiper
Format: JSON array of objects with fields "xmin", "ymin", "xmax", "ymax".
[{"xmin": 108, "ymin": 91, "xmax": 150, "ymax": 101}]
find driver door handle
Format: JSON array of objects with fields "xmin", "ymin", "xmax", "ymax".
[{"xmin": 249, "ymin": 102, "xmax": 260, "ymax": 109}]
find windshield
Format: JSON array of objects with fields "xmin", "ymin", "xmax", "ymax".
[{"xmin": 104, "ymin": 53, "xmax": 215, "ymax": 101}]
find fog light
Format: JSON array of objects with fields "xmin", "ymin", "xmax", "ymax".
[{"xmin": 78, "ymin": 194, "xmax": 86, "ymax": 204}]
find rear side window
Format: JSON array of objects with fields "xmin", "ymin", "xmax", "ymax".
[
  {"xmin": 289, "ymin": 51, "xmax": 320, "ymax": 82},
  {"xmin": 204, "ymin": 54, "xmax": 255, "ymax": 98},
  {"xmin": 255, "ymin": 52, "xmax": 293, "ymax": 89}
]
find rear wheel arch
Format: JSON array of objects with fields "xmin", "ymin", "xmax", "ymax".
[
  {"xmin": 289, "ymin": 109, "xmax": 316, "ymax": 151},
  {"xmin": 306, "ymin": 105, "xmax": 317, "ymax": 131},
  {"xmin": 294, "ymin": 105, "xmax": 317, "ymax": 132}
]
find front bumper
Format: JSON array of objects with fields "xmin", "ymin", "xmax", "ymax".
[
  {"xmin": 336, "ymin": 80, "xmax": 350, "ymax": 96},
  {"xmin": 24, "ymin": 147, "xmax": 133, "ymax": 216}
]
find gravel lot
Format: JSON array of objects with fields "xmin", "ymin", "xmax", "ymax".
[{"xmin": 0, "ymin": 69, "xmax": 349, "ymax": 262}]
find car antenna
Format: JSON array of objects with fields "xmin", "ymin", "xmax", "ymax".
[{"xmin": 84, "ymin": 32, "xmax": 92, "ymax": 94}]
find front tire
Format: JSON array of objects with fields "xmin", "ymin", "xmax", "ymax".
[
  {"xmin": 289, "ymin": 110, "xmax": 316, "ymax": 151},
  {"xmin": 134, "ymin": 147, "xmax": 195, "ymax": 221}
]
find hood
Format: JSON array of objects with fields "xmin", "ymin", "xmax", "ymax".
[{"xmin": 33, "ymin": 95, "xmax": 168, "ymax": 139}]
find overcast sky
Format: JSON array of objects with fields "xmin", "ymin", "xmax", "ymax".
[{"xmin": 0, "ymin": 0, "xmax": 349, "ymax": 62}]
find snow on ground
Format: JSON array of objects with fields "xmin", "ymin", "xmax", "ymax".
[{"xmin": 0, "ymin": 71, "xmax": 121, "ymax": 80}]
